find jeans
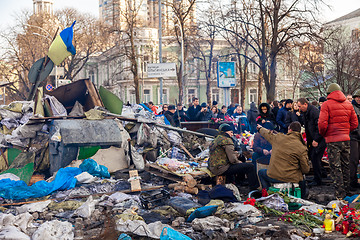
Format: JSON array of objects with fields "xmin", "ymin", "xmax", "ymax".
[{"xmin": 258, "ymin": 169, "xmax": 284, "ymax": 189}]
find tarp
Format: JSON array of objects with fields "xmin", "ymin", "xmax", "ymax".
[{"xmin": 0, "ymin": 167, "xmax": 82, "ymax": 200}]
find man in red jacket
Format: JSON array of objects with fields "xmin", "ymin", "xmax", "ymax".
[{"xmin": 318, "ymin": 83, "xmax": 358, "ymax": 199}]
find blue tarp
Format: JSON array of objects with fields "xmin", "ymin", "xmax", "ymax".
[
  {"xmin": 0, "ymin": 167, "xmax": 82, "ymax": 200},
  {"xmin": 79, "ymin": 158, "xmax": 110, "ymax": 178}
]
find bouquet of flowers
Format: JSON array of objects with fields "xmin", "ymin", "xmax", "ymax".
[{"xmin": 209, "ymin": 118, "xmax": 222, "ymax": 124}]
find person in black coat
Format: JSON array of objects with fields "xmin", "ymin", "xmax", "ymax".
[
  {"xmin": 257, "ymin": 103, "xmax": 276, "ymax": 125},
  {"xmin": 297, "ymin": 98, "xmax": 326, "ymax": 186},
  {"xmin": 175, "ymin": 103, "xmax": 189, "ymax": 122},
  {"xmin": 247, "ymin": 102, "xmax": 258, "ymax": 133},
  {"xmin": 276, "ymin": 99, "xmax": 293, "ymax": 133},
  {"xmin": 187, "ymin": 98, "xmax": 201, "ymax": 121},
  {"xmin": 196, "ymin": 102, "xmax": 214, "ymax": 121},
  {"xmin": 285, "ymin": 102, "xmax": 304, "ymax": 128},
  {"xmin": 272, "ymin": 100, "xmax": 280, "ymax": 119},
  {"xmin": 217, "ymin": 105, "xmax": 230, "ymax": 120},
  {"xmin": 164, "ymin": 105, "xmax": 180, "ymax": 127}
]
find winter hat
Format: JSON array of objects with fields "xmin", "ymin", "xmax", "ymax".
[
  {"xmin": 318, "ymin": 96, "xmax": 327, "ymax": 103},
  {"xmin": 212, "ymin": 101, "xmax": 218, "ymax": 106},
  {"xmin": 327, "ymin": 83, "xmax": 341, "ymax": 94},
  {"xmin": 200, "ymin": 102, "xmax": 207, "ymax": 108},
  {"xmin": 353, "ymin": 89, "xmax": 360, "ymax": 98},
  {"xmin": 219, "ymin": 123, "xmax": 232, "ymax": 132},
  {"xmin": 285, "ymin": 99, "xmax": 293, "ymax": 105},
  {"xmin": 168, "ymin": 105, "xmax": 176, "ymax": 110}
]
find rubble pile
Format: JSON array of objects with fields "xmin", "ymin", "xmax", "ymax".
[{"xmin": 0, "ymin": 81, "xmax": 357, "ymax": 240}]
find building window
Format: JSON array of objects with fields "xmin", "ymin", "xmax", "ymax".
[
  {"xmin": 212, "ymin": 88, "xmax": 220, "ymax": 104},
  {"xmin": 143, "ymin": 89, "xmax": 151, "ymax": 103},
  {"xmin": 249, "ymin": 88, "xmax": 258, "ymax": 104},
  {"xmin": 158, "ymin": 88, "xmax": 169, "ymax": 104},
  {"xmin": 129, "ymin": 89, "xmax": 136, "ymax": 104},
  {"xmin": 89, "ymin": 70, "xmax": 95, "ymax": 83},
  {"xmin": 187, "ymin": 88, "xmax": 197, "ymax": 104}
]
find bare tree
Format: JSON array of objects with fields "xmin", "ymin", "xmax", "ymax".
[
  {"xmin": 164, "ymin": 0, "xmax": 197, "ymax": 104},
  {"xmin": 216, "ymin": 0, "xmax": 325, "ymax": 102}
]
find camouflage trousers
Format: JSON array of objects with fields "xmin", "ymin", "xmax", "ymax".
[{"xmin": 327, "ymin": 141, "xmax": 350, "ymax": 199}]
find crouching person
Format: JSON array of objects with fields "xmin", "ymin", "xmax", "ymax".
[
  {"xmin": 208, "ymin": 124, "xmax": 260, "ymax": 191},
  {"xmin": 257, "ymin": 122, "xmax": 310, "ymax": 193}
]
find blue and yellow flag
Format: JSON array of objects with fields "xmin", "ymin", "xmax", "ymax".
[{"xmin": 48, "ymin": 21, "xmax": 76, "ymax": 65}]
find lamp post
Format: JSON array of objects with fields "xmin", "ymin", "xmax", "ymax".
[
  {"xmin": 174, "ymin": 15, "xmax": 185, "ymax": 105},
  {"xmin": 159, "ymin": 0, "xmax": 163, "ymax": 104}
]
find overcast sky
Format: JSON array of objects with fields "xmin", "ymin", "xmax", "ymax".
[{"xmin": 0, "ymin": 0, "xmax": 359, "ymax": 29}]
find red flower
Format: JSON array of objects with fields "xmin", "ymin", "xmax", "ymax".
[{"xmin": 244, "ymin": 198, "xmax": 256, "ymax": 206}]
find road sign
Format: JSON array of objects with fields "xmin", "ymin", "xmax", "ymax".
[
  {"xmin": 217, "ymin": 62, "xmax": 236, "ymax": 88},
  {"xmin": 147, "ymin": 63, "xmax": 177, "ymax": 78}
]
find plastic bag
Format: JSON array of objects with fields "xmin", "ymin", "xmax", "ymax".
[
  {"xmin": 187, "ymin": 205, "xmax": 218, "ymax": 222},
  {"xmin": 50, "ymin": 127, "xmax": 61, "ymax": 142},
  {"xmin": 160, "ymin": 227, "xmax": 192, "ymax": 240},
  {"xmin": 137, "ymin": 123, "xmax": 157, "ymax": 147},
  {"xmin": 44, "ymin": 95, "xmax": 67, "ymax": 117},
  {"xmin": 79, "ymin": 158, "xmax": 110, "ymax": 178}
]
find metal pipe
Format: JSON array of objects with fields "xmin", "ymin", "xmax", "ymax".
[{"xmin": 159, "ymin": 0, "xmax": 163, "ymax": 104}]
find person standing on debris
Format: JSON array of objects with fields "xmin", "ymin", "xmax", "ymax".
[
  {"xmin": 208, "ymin": 124, "xmax": 259, "ymax": 190},
  {"xmin": 276, "ymin": 99, "xmax": 293, "ymax": 133},
  {"xmin": 247, "ymin": 102, "xmax": 258, "ymax": 134},
  {"xmin": 187, "ymin": 97, "xmax": 201, "ymax": 121},
  {"xmin": 350, "ymin": 89, "xmax": 360, "ymax": 189},
  {"xmin": 196, "ymin": 103, "xmax": 214, "ymax": 121},
  {"xmin": 257, "ymin": 122, "xmax": 310, "ymax": 191},
  {"xmin": 297, "ymin": 98, "xmax": 326, "ymax": 186},
  {"xmin": 175, "ymin": 103, "xmax": 189, "ymax": 122},
  {"xmin": 318, "ymin": 83, "xmax": 358, "ymax": 199},
  {"xmin": 164, "ymin": 105, "xmax": 180, "ymax": 127}
]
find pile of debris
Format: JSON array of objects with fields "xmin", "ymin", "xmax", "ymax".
[{"xmin": 0, "ymin": 79, "xmax": 357, "ymax": 240}]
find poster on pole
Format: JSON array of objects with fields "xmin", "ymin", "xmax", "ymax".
[
  {"xmin": 147, "ymin": 63, "xmax": 177, "ymax": 78},
  {"xmin": 217, "ymin": 62, "xmax": 236, "ymax": 88}
]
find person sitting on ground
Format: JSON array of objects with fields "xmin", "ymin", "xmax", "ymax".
[
  {"xmin": 208, "ymin": 123, "xmax": 260, "ymax": 191},
  {"xmin": 196, "ymin": 102, "xmax": 214, "ymax": 121},
  {"xmin": 252, "ymin": 122, "xmax": 273, "ymax": 169},
  {"xmin": 257, "ymin": 102, "xmax": 276, "ymax": 126},
  {"xmin": 164, "ymin": 105, "xmax": 179, "ymax": 127},
  {"xmin": 257, "ymin": 121, "xmax": 310, "ymax": 192},
  {"xmin": 148, "ymin": 101, "xmax": 158, "ymax": 115},
  {"xmin": 217, "ymin": 105, "xmax": 230, "ymax": 120},
  {"xmin": 285, "ymin": 101, "xmax": 304, "ymax": 128},
  {"xmin": 247, "ymin": 102, "xmax": 258, "ymax": 134}
]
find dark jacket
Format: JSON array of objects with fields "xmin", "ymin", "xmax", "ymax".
[
  {"xmin": 257, "ymin": 103, "xmax": 276, "ymax": 125},
  {"xmin": 247, "ymin": 102, "xmax": 258, "ymax": 133},
  {"xmin": 272, "ymin": 106, "xmax": 280, "ymax": 119},
  {"xmin": 175, "ymin": 109, "xmax": 189, "ymax": 122},
  {"xmin": 164, "ymin": 111, "xmax": 179, "ymax": 127},
  {"xmin": 233, "ymin": 112, "xmax": 249, "ymax": 132},
  {"xmin": 319, "ymin": 91, "xmax": 358, "ymax": 143},
  {"xmin": 196, "ymin": 109, "xmax": 214, "ymax": 121},
  {"xmin": 350, "ymin": 100, "xmax": 360, "ymax": 141},
  {"xmin": 303, "ymin": 104, "xmax": 324, "ymax": 147},
  {"xmin": 259, "ymin": 127, "xmax": 309, "ymax": 183},
  {"xmin": 253, "ymin": 133, "xmax": 272, "ymax": 164},
  {"xmin": 276, "ymin": 107, "xmax": 290, "ymax": 133},
  {"xmin": 187, "ymin": 105, "xmax": 201, "ymax": 121},
  {"xmin": 285, "ymin": 110, "xmax": 304, "ymax": 128}
]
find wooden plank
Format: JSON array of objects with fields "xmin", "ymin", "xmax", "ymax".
[
  {"xmin": 129, "ymin": 170, "xmax": 141, "ymax": 192},
  {"xmin": 179, "ymin": 144, "xmax": 195, "ymax": 160}
]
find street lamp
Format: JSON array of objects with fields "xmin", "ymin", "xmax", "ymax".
[{"xmin": 174, "ymin": 15, "xmax": 185, "ymax": 105}]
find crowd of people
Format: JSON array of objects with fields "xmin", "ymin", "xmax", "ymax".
[{"xmin": 206, "ymin": 83, "xmax": 360, "ymax": 200}]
